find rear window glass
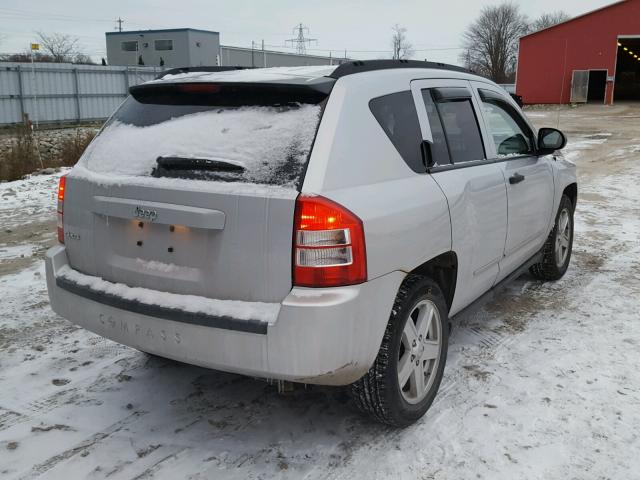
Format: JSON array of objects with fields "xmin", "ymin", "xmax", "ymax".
[
  {"xmin": 80, "ymin": 96, "xmax": 322, "ymax": 189},
  {"xmin": 369, "ymin": 91, "xmax": 424, "ymax": 173}
]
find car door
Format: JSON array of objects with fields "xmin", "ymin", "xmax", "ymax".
[
  {"xmin": 411, "ymin": 79, "xmax": 508, "ymax": 315},
  {"xmin": 471, "ymin": 82, "xmax": 555, "ymax": 283}
]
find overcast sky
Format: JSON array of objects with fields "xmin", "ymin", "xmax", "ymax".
[{"xmin": 0, "ymin": 0, "xmax": 615, "ymax": 64}]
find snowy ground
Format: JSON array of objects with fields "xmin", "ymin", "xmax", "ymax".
[{"xmin": 1, "ymin": 104, "xmax": 639, "ymax": 479}]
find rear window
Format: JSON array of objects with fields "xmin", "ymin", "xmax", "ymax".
[{"xmin": 80, "ymin": 95, "xmax": 323, "ymax": 189}]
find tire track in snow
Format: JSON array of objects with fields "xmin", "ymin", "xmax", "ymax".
[
  {"xmin": 129, "ymin": 449, "xmax": 189, "ymax": 480},
  {"xmin": 18, "ymin": 411, "xmax": 147, "ymax": 480},
  {"xmin": 0, "ymin": 407, "xmax": 26, "ymax": 432}
]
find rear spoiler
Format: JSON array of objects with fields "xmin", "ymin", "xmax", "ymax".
[
  {"xmin": 129, "ymin": 78, "xmax": 335, "ymax": 106},
  {"xmin": 155, "ymin": 66, "xmax": 248, "ymax": 80}
]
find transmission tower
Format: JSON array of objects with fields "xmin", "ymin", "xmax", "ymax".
[{"xmin": 286, "ymin": 23, "xmax": 317, "ymax": 55}]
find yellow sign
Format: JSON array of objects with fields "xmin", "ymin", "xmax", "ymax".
[{"xmin": 30, "ymin": 43, "xmax": 39, "ymax": 51}]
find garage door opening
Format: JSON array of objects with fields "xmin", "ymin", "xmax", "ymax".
[
  {"xmin": 587, "ymin": 70, "xmax": 607, "ymax": 103},
  {"xmin": 615, "ymin": 38, "xmax": 640, "ymax": 102}
]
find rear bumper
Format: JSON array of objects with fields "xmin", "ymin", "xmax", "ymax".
[{"xmin": 46, "ymin": 245, "xmax": 404, "ymax": 385}]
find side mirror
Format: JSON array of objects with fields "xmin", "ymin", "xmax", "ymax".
[{"xmin": 538, "ymin": 128, "xmax": 567, "ymax": 155}]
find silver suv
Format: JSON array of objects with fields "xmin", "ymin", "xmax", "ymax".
[{"xmin": 46, "ymin": 61, "xmax": 577, "ymax": 426}]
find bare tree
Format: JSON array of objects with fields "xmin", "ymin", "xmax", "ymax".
[
  {"xmin": 36, "ymin": 31, "xmax": 79, "ymax": 63},
  {"xmin": 0, "ymin": 51, "xmax": 95, "ymax": 64},
  {"xmin": 530, "ymin": 11, "xmax": 571, "ymax": 32},
  {"xmin": 391, "ymin": 24, "xmax": 413, "ymax": 60},
  {"xmin": 73, "ymin": 53, "xmax": 96, "ymax": 65},
  {"xmin": 1, "ymin": 52, "xmax": 54, "ymax": 63},
  {"xmin": 460, "ymin": 3, "xmax": 528, "ymax": 83}
]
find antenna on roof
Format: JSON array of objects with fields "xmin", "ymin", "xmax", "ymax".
[
  {"xmin": 285, "ymin": 23, "xmax": 317, "ymax": 55},
  {"xmin": 115, "ymin": 17, "xmax": 124, "ymax": 32}
]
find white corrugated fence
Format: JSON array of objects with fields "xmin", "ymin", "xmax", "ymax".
[{"xmin": 0, "ymin": 63, "xmax": 162, "ymax": 126}]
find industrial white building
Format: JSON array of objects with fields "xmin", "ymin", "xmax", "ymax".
[{"xmin": 105, "ymin": 28, "xmax": 347, "ymax": 68}]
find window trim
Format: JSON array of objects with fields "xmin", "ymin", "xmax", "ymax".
[
  {"xmin": 432, "ymin": 87, "xmax": 473, "ymax": 102},
  {"xmin": 427, "ymin": 154, "xmax": 533, "ymax": 174}
]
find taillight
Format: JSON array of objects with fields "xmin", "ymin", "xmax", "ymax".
[
  {"xmin": 293, "ymin": 195, "xmax": 367, "ymax": 288},
  {"xmin": 57, "ymin": 175, "xmax": 67, "ymax": 244}
]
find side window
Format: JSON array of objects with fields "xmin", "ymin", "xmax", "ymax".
[
  {"xmin": 369, "ymin": 91, "xmax": 425, "ymax": 173},
  {"xmin": 480, "ymin": 93, "xmax": 534, "ymax": 157},
  {"xmin": 155, "ymin": 39, "xmax": 174, "ymax": 51},
  {"xmin": 420, "ymin": 90, "xmax": 450, "ymax": 166},
  {"xmin": 436, "ymin": 99, "xmax": 485, "ymax": 163},
  {"xmin": 121, "ymin": 41, "xmax": 138, "ymax": 52}
]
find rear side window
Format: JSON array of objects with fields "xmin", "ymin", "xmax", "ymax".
[
  {"xmin": 436, "ymin": 100, "xmax": 485, "ymax": 163},
  {"xmin": 369, "ymin": 91, "xmax": 425, "ymax": 173},
  {"xmin": 80, "ymin": 96, "xmax": 323, "ymax": 189}
]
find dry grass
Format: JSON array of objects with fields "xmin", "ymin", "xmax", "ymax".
[
  {"xmin": 0, "ymin": 125, "xmax": 40, "ymax": 182},
  {"xmin": 0, "ymin": 128, "xmax": 96, "ymax": 182},
  {"xmin": 57, "ymin": 130, "xmax": 96, "ymax": 167}
]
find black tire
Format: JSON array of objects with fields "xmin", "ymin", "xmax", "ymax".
[
  {"xmin": 349, "ymin": 274, "xmax": 449, "ymax": 427},
  {"xmin": 530, "ymin": 194, "xmax": 574, "ymax": 281}
]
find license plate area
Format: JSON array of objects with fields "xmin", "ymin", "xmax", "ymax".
[{"xmin": 94, "ymin": 215, "xmax": 212, "ymax": 293}]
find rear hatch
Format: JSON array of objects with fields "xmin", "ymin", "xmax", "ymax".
[{"xmin": 63, "ymin": 78, "xmax": 331, "ymax": 303}]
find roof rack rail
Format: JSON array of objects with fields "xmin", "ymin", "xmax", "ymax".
[
  {"xmin": 328, "ymin": 60, "xmax": 472, "ymax": 79},
  {"xmin": 156, "ymin": 66, "xmax": 249, "ymax": 80}
]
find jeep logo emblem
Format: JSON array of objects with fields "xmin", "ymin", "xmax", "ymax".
[{"xmin": 134, "ymin": 206, "xmax": 158, "ymax": 222}]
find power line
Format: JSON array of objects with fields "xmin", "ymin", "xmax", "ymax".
[
  {"xmin": 262, "ymin": 43, "xmax": 464, "ymax": 54},
  {"xmin": 0, "ymin": 7, "xmax": 170, "ymax": 30}
]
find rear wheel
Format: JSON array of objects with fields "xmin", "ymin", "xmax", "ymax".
[
  {"xmin": 530, "ymin": 194, "xmax": 574, "ymax": 281},
  {"xmin": 349, "ymin": 275, "xmax": 449, "ymax": 427}
]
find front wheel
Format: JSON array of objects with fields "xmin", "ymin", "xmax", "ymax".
[
  {"xmin": 530, "ymin": 194, "xmax": 574, "ymax": 281},
  {"xmin": 349, "ymin": 275, "xmax": 449, "ymax": 427}
]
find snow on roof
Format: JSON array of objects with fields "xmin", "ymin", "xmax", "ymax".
[{"xmin": 153, "ymin": 65, "xmax": 338, "ymax": 84}]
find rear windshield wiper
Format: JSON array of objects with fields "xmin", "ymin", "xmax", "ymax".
[{"xmin": 155, "ymin": 156, "xmax": 245, "ymax": 173}]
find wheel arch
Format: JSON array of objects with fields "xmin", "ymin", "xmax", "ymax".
[
  {"xmin": 563, "ymin": 182, "xmax": 578, "ymax": 209},
  {"xmin": 407, "ymin": 251, "xmax": 458, "ymax": 313}
]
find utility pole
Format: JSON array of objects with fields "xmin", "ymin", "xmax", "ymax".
[
  {"xmin": 285, "ymin": 23, "xmax": 317, "ymax": 55},
  {"xmin": 29, "ymin": 42, "xmax": 40, "ymax": 129},
  {"xmin": 251, "ymin": 40, "xmax": 255, "ymax": 68},
  {"xmin": 115, "ymin": 17, "xmax": 124, "ymax": 32}
]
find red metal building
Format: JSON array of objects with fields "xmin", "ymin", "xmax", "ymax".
[{"xmin": 516, "ymin": 0, "xmax": 640, "ymax": 105}]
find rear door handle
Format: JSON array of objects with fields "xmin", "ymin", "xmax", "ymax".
[{"xmin": 509, "ymin": 173, "xmax": 525, "ymax": 184}]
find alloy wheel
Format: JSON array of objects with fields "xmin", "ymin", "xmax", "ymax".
[{"xmin": 397, "ymin": 299, "xmax": 442, "ymax": 404}]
